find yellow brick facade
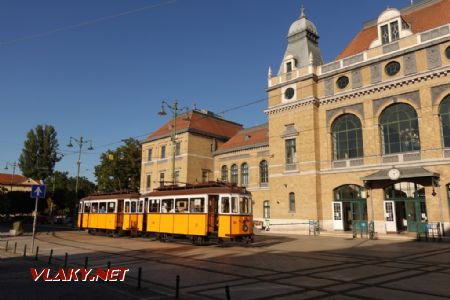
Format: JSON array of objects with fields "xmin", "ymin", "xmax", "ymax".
[{"xmin": 141, "ymin": 3, "xmax": 450, "ymax": 236}]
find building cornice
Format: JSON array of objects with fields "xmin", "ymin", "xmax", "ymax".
[
  {"xmin": 319, "ymin": 66, "xmax": 449, "ymax": 106},
  {"xmin": 265, "ymin": 66, "xmax": 449, "ymax": 116}
]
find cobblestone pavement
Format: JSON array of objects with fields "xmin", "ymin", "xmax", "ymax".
[{"xmin": 0, "ymin": 229, "xmax": 449, "ymax": 300}]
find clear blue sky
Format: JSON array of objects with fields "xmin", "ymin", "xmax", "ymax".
[{"xmin": 0, "ymin": 0, "xmax": 412, "ymax": 182}]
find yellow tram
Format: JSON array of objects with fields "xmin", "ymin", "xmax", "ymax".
[
  {"xmin": 77, "ymin": 182, "xmax": 254, "ymax": 244},
  {"xmin": 77, "ymin": 192, "xmax": 143, "ymax": 235}
]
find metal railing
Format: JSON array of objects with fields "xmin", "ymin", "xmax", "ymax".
[{"xmin": 416, "ymin": 222, "xmax": 442, "ymax": 242}]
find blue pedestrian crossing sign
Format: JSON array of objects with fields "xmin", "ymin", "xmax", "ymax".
[{"xmin": 31, "ymin": 185, "xmax": 46, "ymax": 199}]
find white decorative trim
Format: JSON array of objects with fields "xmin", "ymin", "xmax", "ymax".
[
  {"xmin": 320, "ymin": 67, "xmax": 449, "ymax": 106},
  {"xmin": 265, "ymin": 96, "xmax": 318, "ymax": 115}
]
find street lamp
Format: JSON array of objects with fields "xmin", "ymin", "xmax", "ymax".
[
  {"xmin": 158, "ymin": 100, "xmax": 189, "ymax": 185},
  {"xmin": 4, "ymin": 161, "xmax": 17, "ymax": 192},
  {"xmin": 67, "ymin": 136, "xmax": 94, "ymax": 196}
]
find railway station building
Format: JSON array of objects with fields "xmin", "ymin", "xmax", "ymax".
[{"xmin": 141, "ymin": 0, "xmax": 450, "ymax": 236}]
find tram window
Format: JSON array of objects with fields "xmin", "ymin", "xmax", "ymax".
[
  {"xmin": 161, "ymin": 199, "xmax": 174, "ymax": 213},
  {"xmin": 221, "ymin": 197, "xmax": 230, "ymax": 213},
  {"xmin": 240, "ymin": 197, "xmax": 250, "ymax": 214},
  {"xmin": 175, "ymin": 198, "xmax": 188, "ymax": 213},
  {"xmin": 99, "ymin": 202, "xmax": 107, "ymax": 213},
  {"xmin": 125, "ymin": 202, "xmax": 130, "ymax": 213},
  {"xmin": 149, "ymin": 199, "xmax": 160, "ymax": 212},
  {"xmin": 189, "ymin": 198, "xmax": 205, "ymax": 213},
  {"xmin": 231, "ymin": 197, "xmax": 238, "ymax": 213},
  {"xmin": 84, "ymin": 202, "xmax": 91, "ymax": 213},
  {"xmin": 107, "ymin": 202, "xmax": 115, "ymax": 213},
  {"xmin": 92, "ymin": 202, "xmax": 99, "ymax": 213},
  {"xmin": 138, "ymin": 200, "xmax": 144, "ymax": 213},
  {"xmin": 131, "ymin": 201, "xmax": 137, "ymax": 213}
]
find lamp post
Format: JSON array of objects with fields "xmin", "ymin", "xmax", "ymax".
[
  {"xmin": 4, "ymin": 162, "xmax": 17, "ymax": 192},
  {"xmin": 67, "ymin": 136, "xmax": 93, "ymax": 196},
  {"xmin": 158, "ymin": 100, "xmax": 189, "ymax": 185}
]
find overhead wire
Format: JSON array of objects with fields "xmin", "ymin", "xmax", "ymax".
[{"xmin": 0, "ymin": 0, "xmax": 177, "ymax": 47}]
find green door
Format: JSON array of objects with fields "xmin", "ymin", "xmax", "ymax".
[{"xmin": 404, "ymin": 199, "xmax": 427, "ymax": 232}]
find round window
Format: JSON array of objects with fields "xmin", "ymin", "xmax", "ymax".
[
  {"xmin": 284, "ymin": 88, "xmax": 295, "ymax": 100},
  {"xmin": 446, "ymin": 46, "xmax": 450, "ymax": 59},
  {"xmin": 336, "ymin": 76, "xmax": 349, "ymax": 89},
  {"xmin": 385, "ymin": 61, "xmax": 401, "ymax": 76}
]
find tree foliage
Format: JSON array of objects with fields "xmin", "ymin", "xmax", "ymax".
[
  {"xmin": 18, "ymin": 124, "xmax": 61, "ymax": 180},
  {"xmin": 94, "ymin": 138, "xmax": 141, "ymax": 192},
  {"xmin": 44, "ymin": 171, "xmax": 96, "ymax": 213}
]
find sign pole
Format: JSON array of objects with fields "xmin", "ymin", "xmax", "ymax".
[{"xmin": 31, "ymin": 196, "xmax": 38, "ymax": 252}]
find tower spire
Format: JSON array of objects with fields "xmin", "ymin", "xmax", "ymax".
[{"xmin": 300, "ymin": 4, "xmax": 305, "ymax": 18}]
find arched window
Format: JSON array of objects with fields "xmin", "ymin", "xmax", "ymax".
[
  {"xmin": 289, "ymin": 192, "xmax": 295, "ymax": 212},
  {"xmin": 380, "ymin": 103, "xmax": 420, "ymax": 154},
  {"xmin": 221, "ymin": 165, "xmax": 228, "ymax": 182},
  {"xmin": 240, "ymin": 163, "xmax": 249, "ymax": 186},
  {"xmin": 332, "ymin": 114, "xmax": 363, "ymax": 160},
  {"xmin": 385, "ymin": 182, "xmax": 425, "ymax": 199},
  {"xmin": 230, "ymin": 164, "xmax": 238, "ymax": 185},
  {"xmin": 439, "ymin": 94, "xmax": 450, "ymax": 147},
  {"xmin": 334, "ymin": 184, "xmax": 365, "ymax": 200},
  {"xmin": 259, "ymin": 160, "xmax": 269, "ymax": 186}
]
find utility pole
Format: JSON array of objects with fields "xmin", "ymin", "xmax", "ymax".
[{"xmin": 158, "ymin": 100, "xmax": 189, "ymax": 185}]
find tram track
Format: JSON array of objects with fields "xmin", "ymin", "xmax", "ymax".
[{"xmin": 33, "ymin": 231, "xmax": 450, "ymax": 300}]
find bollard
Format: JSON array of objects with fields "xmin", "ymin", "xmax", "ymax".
[
  {"xmin": 14, "ymin": 242, "xmax": 17, "ymax": 254},
  {"xmin": 5, "ymin": 241, "xmax": 8, "ymax": 252},
  {"xmin": 35, "ymin": 246, "xmax": 39, "ymax": 261},
  {"xmin": 225, "ymin": 285, "xmax": 231, "ymax": 300},
  {"xmin": 107, "ymin": 261, "xmax": 111, "ymax": 269},
  {"xmin": 48, "ymin": 249, "xmax": 53, "ymax": 265},
  {"xmin": 137, "ymin": 267, "xmax": 142, "ymax": 289},
  {"xmin": 175, "ymin": 275, "xmax": 180, "ymax": 299},
  {"xmin": 23, "ymin": 244, "xmax": 27, "ymax": 257},
  {"xmin": 84, "ymin": 257, "xmax": 88, "ymax": 269},
  {"xmin": 64, "ymin": 252, "xmax": 68, "ymax": 269}
]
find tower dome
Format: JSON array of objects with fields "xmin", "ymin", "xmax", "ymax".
[
  {"xmin": 278, "ymin": 5, "xmax": 323, "ymax": 75},
  {"xmin": 288, "ymin": 7, "xmax": 318, "ymax": 37}
]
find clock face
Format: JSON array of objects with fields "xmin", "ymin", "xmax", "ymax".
[{"xmin": 388, "ymin": 168, "xmax": 401, "ymax": 180}]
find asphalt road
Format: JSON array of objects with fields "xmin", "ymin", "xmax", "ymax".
[{"xmin": 1, "ymin": 230, "xmax": 449, "ymax": 300}]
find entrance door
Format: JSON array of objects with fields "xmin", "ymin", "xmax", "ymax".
[
  {"xmin": 332, "ymin": 202, "xmax": 343, "ymax": 230},
  {"xmin": 384, "ymin": 201, "xmax": 396, "ymax": 232},
  {"xmin": 406, "ymin": 200, "xmax": 427, "ymax": 232},
  {"xmin": 208, "ymin": 196, "xmax": 219, "ymax": 232}
]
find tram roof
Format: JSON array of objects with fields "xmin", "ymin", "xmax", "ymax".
[
  {"xmin": 143, "ymin": 183, "xmax": 251, "ymax": 197},
  {"xmin": 81, "ymin": 191, "xmax": 141, "ymax": 201}
]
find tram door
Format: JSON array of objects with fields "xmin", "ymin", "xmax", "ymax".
[
  {"xmin": 208, "ymin": 195, "xmax": 219, "ymax": 232},
  {"xmin": 117, "ymin": 200, "xmax": 124, "ymax": 229},
  {"xmin": 78, "ymin": 201, "xmax": 83, "ymax": 228},
  {"xmin": 142, "ymin": 198, "xmax": 148, "ymax": 232}
]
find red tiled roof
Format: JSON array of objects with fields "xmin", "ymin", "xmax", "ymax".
[
  {"xmin": 336, "ymin": 0, "xmax": 450, "ymax": 60},
  {"xmin": 217, "ymin": 124, "xmax": 268, "ymax": 153},
  {"xmin": 145, "ymin": 110, "xmax": 243, "ymax": 142},
  {"xmin": 0, "ymin": 173, "xmax": 33, "ymax": 185}
]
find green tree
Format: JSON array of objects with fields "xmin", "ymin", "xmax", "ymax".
[
  {"xmin": 44, "ymin": 171, "xmax": 96, "ymax": 214},
  {"xmin": 18, "ymin": 124, "xmax": 61, "ymax": 180},
  {"xmin": 94, "ymin": 138, "xmax": 141, "ymax": 192}
]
